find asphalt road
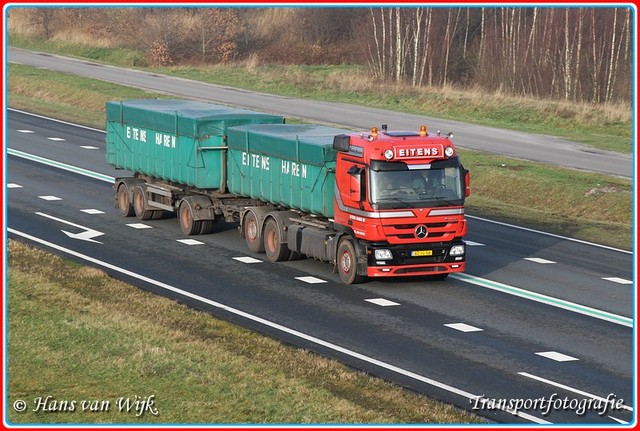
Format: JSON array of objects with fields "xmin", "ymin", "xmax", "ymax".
[
  {"xmin": 6, "ymin": 110, "xmax": 635, "ymax": 425},
  {"xmin": 7, "ymin": 47, "xmax": 633, "ymax": 178}
]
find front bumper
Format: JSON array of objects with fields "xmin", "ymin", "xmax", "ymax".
[
  {"xmin": 367, "ymin": 262, "xmax": 465, "ymax": 277},
  {"xmin": 365, "ymin": 241, "xmax": 465, "ymax": 277}
]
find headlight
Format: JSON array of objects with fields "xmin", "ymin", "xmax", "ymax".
[
  {"xmin": 449, "ymin": 245, "xmax": 465, "ymax": 256},
  {"xmin": 374, "ymin": 249, "xmax": 393, "ymax": 260},
  {"xmin": 444, "ymin": 146, "xmax": 455, "ymax": 157},
  {"xmin": 384, "ymin": 149, "xmax": 394, "ymax": 160}
]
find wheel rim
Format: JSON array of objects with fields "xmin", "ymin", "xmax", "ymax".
[
  {"xmin": 267, "ymin": 229, "xmax": 277, "ymax": 253},
  {"xmin": 134, "ymin": 190, "xmax": 143, "ymax": 213},
  {"xmin": 118, "ymin": 188, "xmax": 127, "ymax": 209},
  {"xmin": 181, "ymin": 205, "xmax": 190, "ymax": 229},
  {"xmin": 247, "ymin": 219, "xmax": 258, "ymax": 243},
  {"xmin": 340, "ymin": 250, "xmax": 352, "ymax": 274}
]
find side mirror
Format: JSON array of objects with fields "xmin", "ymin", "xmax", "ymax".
[{"xmin": 333, "ymin": 134, "xmax": 350, "ymax": 152}]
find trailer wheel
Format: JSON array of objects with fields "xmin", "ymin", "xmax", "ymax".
[
  {"xmin": 263, "ymin": 218, "xmax": 291, "ymax": 262},
  {"xmin": 198, "ymin": 219, "xmax": 214, "ymax": 235},
  {"xmin": 116, "ymin": 184, "xmax": 134, "ymax": 217},
  {"xmin": 151, "ymin": 210, "xmax": 165, "ymax": 220},
  {"xmin": 133, "ymin": 186, "xmax": 154, "ymax": 220},
  {"xmin": 337, "ymin": 237, "xmax": 365, "ymax": 285},
  {"xmin": 179, "ymin": 201, "xmax": 202, "ymax": 236},
  {"xmin": 243, "ymin": 211, "xmax": 264, "ymax": 252}
]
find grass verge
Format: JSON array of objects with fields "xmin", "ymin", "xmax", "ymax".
[
  {"xmin": 8, "ymin": 37, "xmax": 632, "ymax": 153},
  {"xmin": 7, "ymin": 240, "xmax": 484, "ymax": 424},
  {"xmin": 7, "ymin": 63, "xmax": 632, "ymax": 250}
]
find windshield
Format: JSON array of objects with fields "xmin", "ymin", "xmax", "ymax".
[{"xmin": 370, "ymin": 167, "xmax": 464, "ymax": 209}]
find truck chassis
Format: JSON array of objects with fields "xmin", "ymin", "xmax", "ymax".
[{"xmin": 114, "ymin": 174, "xmax": 365, "ymax": 283}]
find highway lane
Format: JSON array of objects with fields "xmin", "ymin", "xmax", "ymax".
[
  {"xmin": 7, "ymin": 109, "xmax": 634, "ymax": 317},
  {"xmin": 7, "ymin": 47, "xmax": 633, "ymax": 178},
  {"xmin": 7, "ymin": 157, "xmax": 634, "ymax": 424},
  {"xmin": 5, "ymin": 111, "xmax": 635, "ymax": 424}
]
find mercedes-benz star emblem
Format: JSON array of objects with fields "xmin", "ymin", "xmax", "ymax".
[{"xmin": 415, "ymin": 225, "xmax": 428, "ymax": 238}]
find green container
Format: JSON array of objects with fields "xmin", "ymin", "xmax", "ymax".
[
  {"xmin": 106, "ymin": 99, "xmax": 284, "ymax": 189},
  {"xmin": 226, "ymin": 124, "xmax": 349, "ymax": 217}
]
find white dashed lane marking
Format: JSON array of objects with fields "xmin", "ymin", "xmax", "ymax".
[
  {"xmin": 444, "ymin": 323, "xmax": 483, "ymax": 332},
  {"xmin": 7, "ymin": 183, "xmax": 23, "ymax": 188},
  {"xmin": 233, "ymin": 256, "xmax": 262, "ymax": 264},
  {"xmin": 17, "ymin": 129, "xmax": 35, "ymax": 134},
  {"xmin": 47, "ymin": 137, "xmax": 66, "ymax": 142},
  {"xmin": 365, "ymin": 298, "xmax": 401, "ymax": 307},
  {"xmin": 535, "ymin": 351, "xmax": 579, "ymax": 362},
  {"xmin": 80, "ymin": 146, "xmax": 99, "ymax": 150},
  {"xmin": 525, "ymin": 257, "xmax": 556, "ymax": 264},
  {"xmin": 38, "ymin": 195, "xmax": 62, "ymax": 201},
  {"xmin": 602, "ymin": 277, "xmax": 633, "ymax": 285},
  {"xmin": 465, "ymin": 240, "xmax": 485, "ymax": 246},
  {"xmin": 127, "ymin": 223, "xmax": 153, "ymax": 229},
  {"xmin": 295, "ymin": 276, "xmax": 327, "ymax": 284},
  {"xmin": 177, "ymin": 239, "xmax": 205, "ymax": 245},
  {"xmin": 81, "ymin": 209, "xmax": 105, "ymax": 214}
]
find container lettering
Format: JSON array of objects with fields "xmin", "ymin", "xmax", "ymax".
[
  {"xmin": 281, "ymin": 160, "xmax": 308, "ymax": 179},
  {"xmin": 242, "ymin": 152, "xmax": 270, "ymax": 171},
  {"xmin": 152, "ymin": 132, "xmax": 176, "ymax": 148},
  {"xmin": 126, "ymin": 126, "xmax": 148, "ymax": 143}
]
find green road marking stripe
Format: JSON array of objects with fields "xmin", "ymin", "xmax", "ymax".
[
  {"xmin": 8, "ymin": 147, "xmax": 632, "ymax": 329},
  {"xmin": 8, "ymin": 148, "xmax": 114, "ymax": 183},
  {"xmin": 452, "ymin": 273, "xmax": 633, "ymax": 328}
]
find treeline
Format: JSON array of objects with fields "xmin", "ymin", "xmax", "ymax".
[
  {"xmin": 364, "ymin": 7, "xmax": 633, "ymax": 103},
  {"xmin": 9, "ymin": 7, "xmax": 633, "ymax": 103}
]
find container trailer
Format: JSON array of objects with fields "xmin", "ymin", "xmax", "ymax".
[{"xmin": 107, "ymin": 99, "xmax": 470, "ymax": 284}]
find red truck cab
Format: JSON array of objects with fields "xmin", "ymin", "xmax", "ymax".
[{"xmin": 332, "ymin": 125, "xmax": 470, "ymax": 283}]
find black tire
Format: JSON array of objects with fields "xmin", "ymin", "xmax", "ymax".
[
  {"xmin": 178, "ymin": 201, "xmax": 202, "ymax": 236},
  {"xmin": 151, "ymin": 210, "xmax": 165, "ymax": 220},
  {"xmin": 116, "ymin": 184, "xmax": 134, "ymax": 217},
  {"xmin": 288, "ymin": 251, "xmax": 306, "ymax": 261},
  {"xmin": 133, "ymin": 186, "xmax": 154, "ymax": 220},
  {"xmin": 337, "ymin": 237, "xmax": 366, "ymax": 285},
  {"xmin": 198, "ymin": 219, "xmax": 214, "ymax": 235},
  {"xmin": 263, "ymin": 218, "xmax": 291, "ymax": 262},
  {"xmin": 243, "ymin": 211, "xmax": 264, "ymax": 253}
]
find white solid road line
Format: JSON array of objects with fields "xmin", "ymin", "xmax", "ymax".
[
  {"xmin": 9, "ymin": 108, "xmax": 633, "ymax": 255},
  {"xmin": 452, "ymin": 273, "xmax": 633, "ymax": 328},
  {"xmin": 518, "ymin": 372, "xmax": 634, "ymax": 412},
  {"xmin": 466, "ymin": 214, "xmax": 632, "ymax": 255},
  {"xmin": 9, "ymin": 107, "xmax": 106, "ymax": 133},
  {"xmin": 9, "ymin": 148, "xmax": 632, "ymax": 327},
  {"xmin": 8, "ymin": 148, "xmax": 114, "ymax": 183},
  {"xmin": 8, "ymin": 227, "xmax": 549, "ymax": 424}
]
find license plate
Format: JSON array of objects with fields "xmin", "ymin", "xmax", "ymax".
[{"xmin": 411, "ymin": 250, "xmax": 433, "ymax": 257}]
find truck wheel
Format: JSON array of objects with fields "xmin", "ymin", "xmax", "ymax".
[
  {"xmin": 116, "ymin": 184, "xmax": 134, "ymax": 217},
  {"xmin": 337, "ymin": 237, "xmax": 365, "ymax": 285},
  {"xmin": 133, "ymin": 186, "xmax": 154, "ymax": 220},
  {"xmin": 198, "ymin": 219, "xmax": 214, "ymax": 235},
  {"xmin": 151, "ymin": 210, "xmax": 165, "ymax": 220},
  {"xmin": 179, "ymin": 201, "xmax": 202, "ymax": 236},
  {"xmin": 263, "ymin": 218, "xmax": 291, "ymax": 262},
  {"xmin": 243, "ymin": 211, "xmax": 264, "ymax": 252}
]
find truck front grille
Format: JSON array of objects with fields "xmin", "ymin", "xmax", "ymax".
[{"xmin": 383, "ymin": 221, "xmax": 459, "ymax": 242}]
